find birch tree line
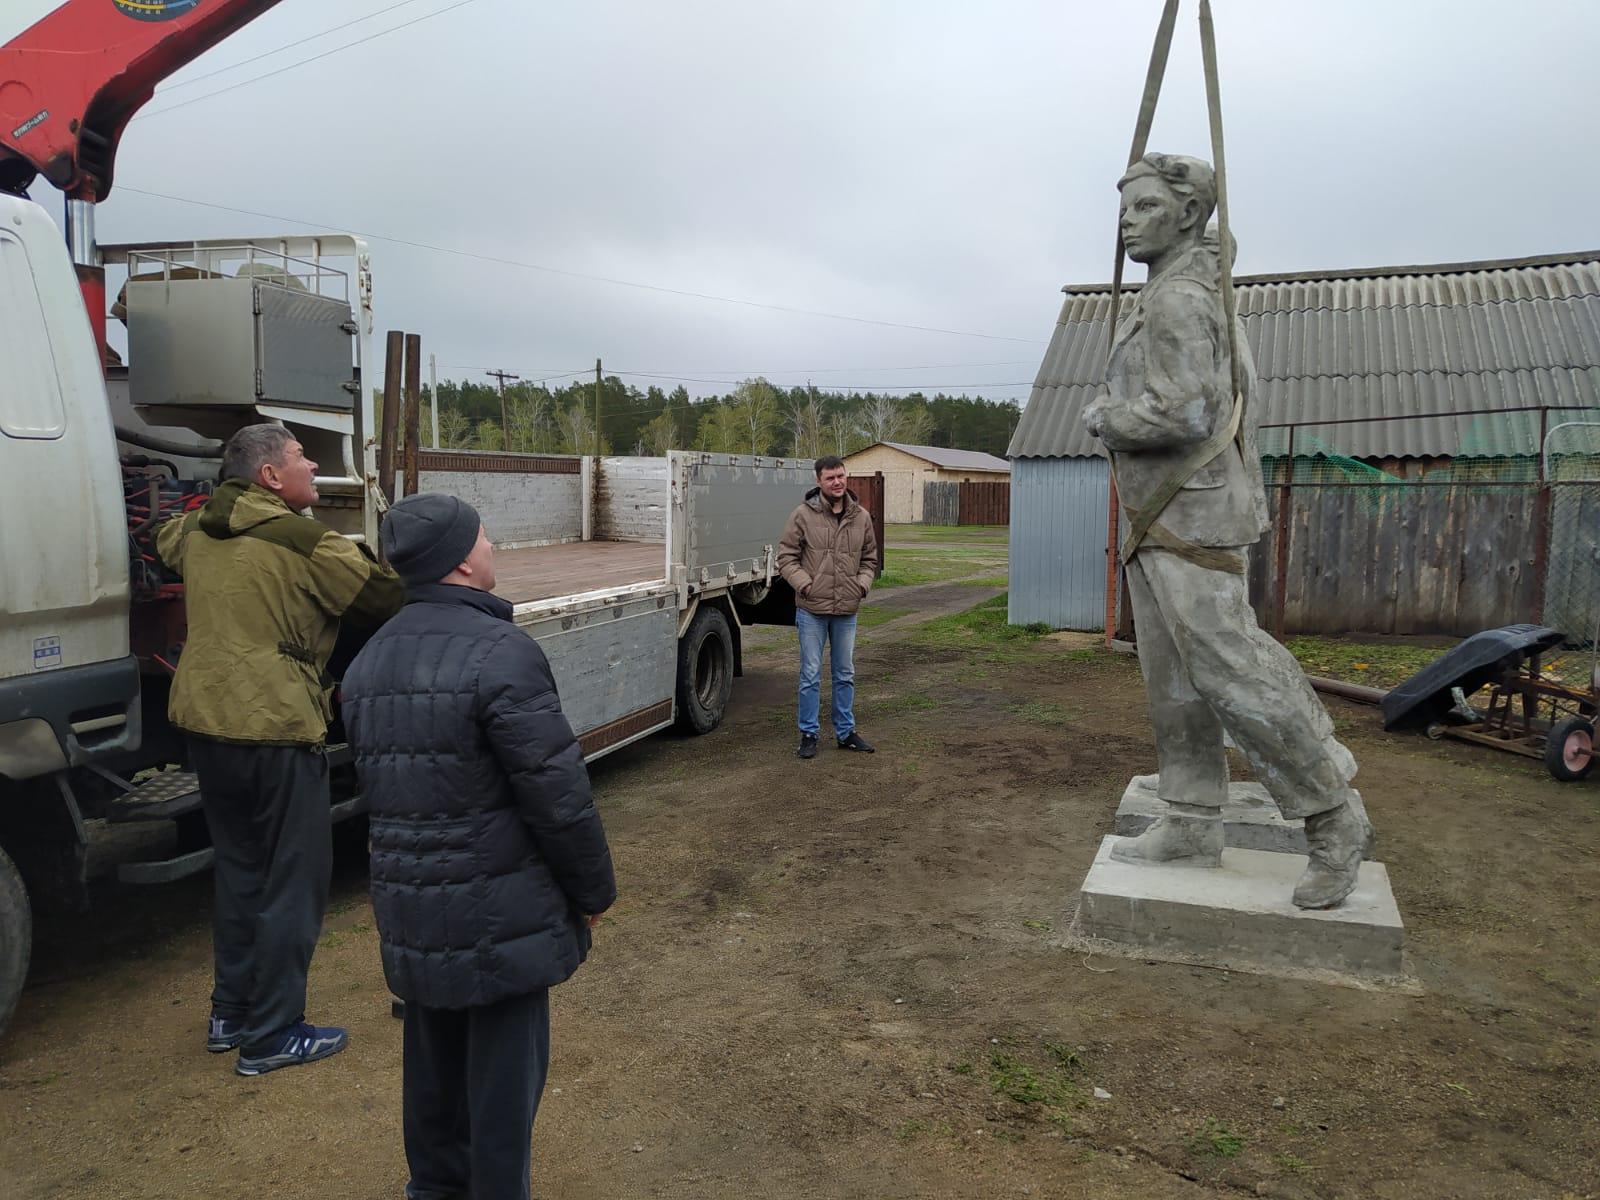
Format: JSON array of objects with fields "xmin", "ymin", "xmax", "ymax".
[{"xmin": 398, "ymin": 376, "xmax": 1019, "ymax": 459}]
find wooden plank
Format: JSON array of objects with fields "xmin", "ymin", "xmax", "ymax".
[{"xmin": 493, "ymin": 541, "xmax": 665, "ymax": 606}]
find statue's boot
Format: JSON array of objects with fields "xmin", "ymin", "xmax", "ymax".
[
  {"xmin": 1292, "ymin": 799, "xmax": 1372, "ymax": 910},
  {"xmin": 1111, "ymin": 801, "xmax": 1222, "ymax": 867}
]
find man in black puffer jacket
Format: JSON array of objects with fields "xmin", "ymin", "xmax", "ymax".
[{"xmin": 341, "ymin": 492, "xmax": 616, "ymax": 1200}]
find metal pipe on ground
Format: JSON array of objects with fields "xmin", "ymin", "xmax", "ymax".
[{"xmin": 1308, "ymin": 675, "xmax": 1387, "ymax": 706}]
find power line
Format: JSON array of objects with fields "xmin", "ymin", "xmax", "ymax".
[
  {"xmin": 154, "ymin": 0, "xmax": 430, "ymax": 95},
  {"xmin": 117, "ymin": 186, "xmax": 1046, "ymax": 344},
  {"xmin": 133, "ymin": 0, "xmax": 481, "ymax": 120}
]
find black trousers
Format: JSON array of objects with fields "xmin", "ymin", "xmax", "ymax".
[
  {"xmin": 403, "ymin": 989, "xmax": 551, "ymax": 1200},
  {"xmin": 188, "ymin": 738, "xmax": 332, "ymax": 1052}
]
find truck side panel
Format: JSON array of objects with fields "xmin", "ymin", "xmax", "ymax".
[
  {"xmin": 674, "ymin": 454, "xmax": 815, "ymax": 591},
  {"xmin": 513, "ymin": 585, "xmax": 678, "ymax": 761}
]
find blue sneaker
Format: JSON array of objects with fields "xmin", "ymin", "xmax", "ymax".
[
  {"xmin": 207, "ymin": 1013, "xmax": 246, "ymax": 1053},
  {"xmin": 235, "ymin": 1021, "xmax": 349, "ymax": 1077}
]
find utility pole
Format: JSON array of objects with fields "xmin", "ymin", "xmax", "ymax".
[
  {"xmin": 429, "ymin": 353, "xmax": 440, "ymax": 448},
  {"xmin": 486, "ymin": 368, "xmax": 518, "ymax": 451},
  {"xmin": 593, "ymin": 357, "xmax": 603, "ymax": 457}
]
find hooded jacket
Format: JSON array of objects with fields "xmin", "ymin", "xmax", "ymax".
[
  {"xmin": 777, "ymin": 487, "xmax": 881, "ymax": 617},
  {"xmin": 155, "ymin": 480, "xmax": 404, "ymax": 746}
]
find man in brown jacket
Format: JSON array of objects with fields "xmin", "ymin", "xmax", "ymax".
[{"xmin": 777, "ymin": 456, "xmax": 881, "ymax": 759}]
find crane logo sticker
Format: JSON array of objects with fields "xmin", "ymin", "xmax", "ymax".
[{"xmin": 113, "ymin": 0, "xmax": 203, "ymax": 21}]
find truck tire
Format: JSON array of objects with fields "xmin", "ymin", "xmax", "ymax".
[
  {"xmin": 676, "ymin": 605, "xmax": 734, "ymax": 734},
  {"xmin": 0, "ymin": 844, "xmax": 30, "ymax": 1038}
]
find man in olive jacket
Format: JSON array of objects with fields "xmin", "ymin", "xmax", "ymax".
[
  {"xmin": 341, "ymin": 492, "xmax": 616, "ymax": 1200},
  {"xmin": 157, "ymin": 423, "xmax": 403, "ymax": 1075},
  {"xmin": 777, "ymin": 455, "xmax": 882, "ymax": 759}
]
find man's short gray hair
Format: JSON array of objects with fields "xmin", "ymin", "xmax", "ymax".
[
  {"xmin": 221, "ymin": 423, "xmax": 295, "ymax": 484},
  {"xmin": 1117, "ymin": 153, "xmax": 1217, "ymax": 228}
]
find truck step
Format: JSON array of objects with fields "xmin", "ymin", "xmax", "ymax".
[
  {"xmin": 115, "ymin": 793, "xmax": 368, "ymax": 885},
  {"xmin": 104, "ymin": 770, "xmax": 201, "ymax": 823}
]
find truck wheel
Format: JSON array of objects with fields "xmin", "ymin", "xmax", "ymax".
[
  {"xmin": 676, "ymin": 606, "xmax": 734, "ymax": 734},
  {"xmin": 1545, "ymin": 717, "xmax": 1596, "ymax": 782},
  {"xmin": 0, "ymin": 844, "xmax": 30, "ymax": 1038}
]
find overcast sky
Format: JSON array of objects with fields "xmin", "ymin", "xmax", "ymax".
[{"xmin": 6, "ymin": 0, "xmax": 1598, "ymax": 404}]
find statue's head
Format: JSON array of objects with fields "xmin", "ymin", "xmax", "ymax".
[{"xmin": 1117, "ymin": 153, "xmax": 1216, "ymax": 266}]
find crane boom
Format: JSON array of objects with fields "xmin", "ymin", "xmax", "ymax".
[{"xmin": 0, "ymin": 0, "xmax": 284, "ymax": 201}]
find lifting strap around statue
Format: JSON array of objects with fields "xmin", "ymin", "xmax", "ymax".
[{"xmin": 1105, "ymin": 0, "xmax": 1248, "ymax": 574}]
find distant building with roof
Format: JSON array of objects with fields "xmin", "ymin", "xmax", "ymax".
[
  {"xmin": 1006, "ymin": 251, "xmax": 1600, "ymax": 631},
  {"xmin": 843, "ymin": 441, "xmax": 1010, "ymax": 523}
]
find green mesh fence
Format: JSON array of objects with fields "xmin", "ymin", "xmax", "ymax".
[{"xmin": 1249, "ymin": 408, "xmax": 1600, "ymax": 674}]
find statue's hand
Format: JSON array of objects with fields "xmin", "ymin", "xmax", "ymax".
[{"xmin": 1082, "ymin": 395, "xmax": 1107, "ymax": 438}]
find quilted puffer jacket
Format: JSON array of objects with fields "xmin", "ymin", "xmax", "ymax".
[{"xmin": 340, "ymin": 582, "xmax": 617, "ymax": 1009}]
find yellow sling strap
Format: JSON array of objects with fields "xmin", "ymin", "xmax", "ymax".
[{"xmin": 1105, "ymin": 0, "xmax": 1248, "ymax": 575}]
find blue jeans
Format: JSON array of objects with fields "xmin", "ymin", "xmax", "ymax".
[{"xmin": 796, "ymin": 609, "xmax": 857, "ymax": 741}]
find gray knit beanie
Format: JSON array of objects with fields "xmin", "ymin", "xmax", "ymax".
[{"xmin": 380, "ymin": 492, "xmax": 482, "ymax": 586}]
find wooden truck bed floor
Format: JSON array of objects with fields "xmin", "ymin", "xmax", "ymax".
[{"xmin": 493, "ymin": 540, "xmax": 666, "ymax": 606}]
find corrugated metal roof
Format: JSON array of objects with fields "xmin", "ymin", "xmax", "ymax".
[
  {"xmin": 870, "ymin": 442, "xmax": 1011, "ymax": 472},
  {"xmin": 1009, "ymin": 252, "xmax": 1600, "ymax": 459}
]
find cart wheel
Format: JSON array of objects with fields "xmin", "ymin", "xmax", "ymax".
[
  {"xmin": 1425, "ymin": 722, "xmax": 1448, "ymax": 740},
  {"xmin": 1544, "ymin": 717, "xmax": 1596, "ymax": 782}
]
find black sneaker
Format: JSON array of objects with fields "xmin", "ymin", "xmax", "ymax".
[
  {"xmin": 797, "ymin": 733, "xmax": 819, "ymax": 759},
  {"xmin": 207, "ymin": 1013, "xmax": 246, "ymax": 1054},
  {"xmin": 235, "ymin": 1021, "xmax": 348, "ymax": 1077},
  {"xmin": 837, "ymin": 731, "xmax": 875, "ymax": 753}
]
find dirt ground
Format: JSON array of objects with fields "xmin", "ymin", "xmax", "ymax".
[{"xmin": 3, "ymin": 536, "xmax": 1599, "ymax": 1199}]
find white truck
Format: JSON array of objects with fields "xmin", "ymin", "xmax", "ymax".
[{"xmin": 0, "ymin": 191, "xmax": 812, "ymax": 1034}]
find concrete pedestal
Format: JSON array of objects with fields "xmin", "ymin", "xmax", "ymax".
[
  {"xmin": 1114, "ymin": 774, "xmax": 1371, "ymax": 858},
  {"xmin": 1070, "ymin": 836, "xmax": 1404, "ymax": 982}
]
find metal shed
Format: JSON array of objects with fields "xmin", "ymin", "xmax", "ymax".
[{"xmin": 1008, "ymin": 250, "xmax": 1600, "ymax": 632}]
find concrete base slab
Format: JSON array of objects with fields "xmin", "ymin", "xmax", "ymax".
[
  {"xmin": 1069, "ymin": 836, "xmax": 1404, "ymax": 983},
  {"xmin": 1114, "ymin": 774, "xmax": 1371, "ymax": 857}
]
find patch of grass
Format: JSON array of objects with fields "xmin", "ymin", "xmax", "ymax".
[
  {"xmin": 1042, "ymin": 1042, "xmax": 1085, "ymax": 1073},
  {"xmin": 948, "ymin": 1061, "xmax": 975, "ymax": 1076},
  {"xmin": 988, "ymin": 1051, "xmax": 1075, "ymax": 1108},
  {"xmin": 959, "ymin": 575, "xmax": 1010, "ymax": 588},
  {"xmin": 890, "ymin": 523, "xmax": 1007, "ymax": 543},
  {"xmin": 1275, "ymin": 1152, "xmax": 1315, "ymax": 1175},
  {"xmin": 875, "ymin": 692, "xmax": 941, "ymax": 716},
  {"xmin": 1053, "ymin": 648, "xmax": 1097, "ymax": 663},
  {"xmin": 912, "ymin": 595, "xmax": 1052, "ymax": 663},
  {"xmin": 1006, "ymin": 701, "xmax": 1074, "ymax": 725},
  {"xmin": 875, "ymin": 552, "xmax": 1007, "ymax": 590},
  {"xmin": 1285, "ymin": 635, "xmax": 1451, "ymax": 690},
  {"xmin": 857, "ymin": 605, "xmax": 913, "ymax": 629},
  {"xmin": 992, "ymin": 1128, "xmax": 1025, "ymax": 1144},
  {"xmin": 1022, "ymin": 918, "xmax": 1052, "ymax": 933},
  {"xmin": 1187, "ymin": 1118, "xmax": 1245, "ymax": 1159},
  {"xmin": 896, "ymin": 1119, "xmax": 930, "ymax": 1142},
  {"xmin": 874, "ymin": 562, "xmax": 946, "ymax": 589}
]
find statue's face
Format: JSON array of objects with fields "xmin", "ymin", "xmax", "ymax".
[{"xmin": 1119, "ymin": 175, "xmax": 1193, "ymax": 265}]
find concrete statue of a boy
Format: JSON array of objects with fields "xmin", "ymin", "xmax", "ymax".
[{"xmin": 1082, "ymin": 152, "xmax": 1373, "ymax": 910}]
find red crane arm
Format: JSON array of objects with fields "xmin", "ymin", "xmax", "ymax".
[{"xmin": 0, "ymin": 0, "xmax": 283, "ymax": 200}]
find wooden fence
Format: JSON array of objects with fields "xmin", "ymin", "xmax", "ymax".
[
  {"xmin": 921, "ymin": 479, "xmax": 1011, "ymax": 526},
  {"xmin": 848, "ymin": 472, "xmax": 886, "ymax": 574},
  {"xmin": 1245, "ymin": 481, "xmax": 1545, "ymax": 637}
]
